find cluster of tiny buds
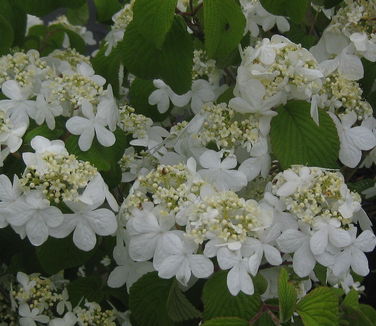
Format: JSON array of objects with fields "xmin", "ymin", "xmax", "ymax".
[
  {"xmin": 113, "ymin": 0, "xmax": 135, "ymax": 30},
  {"xmin": 13, "ymin": 275, "xmax": 63, "ymax": 318},
  {"xmin": 50, "ymin": 48, "xmax": 91, "ymax": 68},
  {"xmin": 331, "ymin": 0, "xmax": 376, "ymax": 36},
  {"xmin": 322, "ymin": 73, "xmax": 373, "ymax": 121},
  {"xmin": 0, "ymin": 50, "xmax": 49, "ymax": 87},
  {"xmin": 0, "ymin": 110, "xmax": 11, "ymax": 134},
  {"xmin": 125, "ymin": 163, "xmax": 203, "ymax": 214},
  {"xmin": 20, "ymin": 152, "xmax": 98, "ymax": 203},
  {"xmin": 197, "ymin": 103, "xmax": 261, "ymax": 151},
  {"xmin": 272, "ymin": 167, "xmax": 360, "ymax": 226},
  {"xmin": 118, "ymin": 105, "xmax": 153, "ymax": 139},
  {"xmin": 187, "ymin": 191, "xmax": 262, "ymax": 244},
  {"xmin": 74, "ymin": 302, "xmax": 116, "ymax": 326},
  {"xmin": 253, "ymin": 43, "xmax": 321, "ymax": 98},
  {"xmin": 192, "ymin": 49, "xmax": 217, "ymax": 80},
  {"xmin": 49, "ymin": 72, "xmax": 104, "ymax": 108}
]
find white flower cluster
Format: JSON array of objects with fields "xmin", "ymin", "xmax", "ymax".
[
  {"xmin": 231, "ymin": 35, "xmax": 323, "ymax": 127},
  {"xmin": 0, "ymin": 272, "xmax": 129, "ymax": 326},
  {"xmin": 0, "ymin": 49, "xmax": 119, "ymax": 157},
  {"xmin": 0, "ymin": 136, "xmax": 117, "ymax": 249},
  {"xmin": 272, "ymin": 166, "xmax": 376, "ymax": 279},
  {"xmin": 239, "ymin": 0, "xmax": 290, "ymax": 37}
]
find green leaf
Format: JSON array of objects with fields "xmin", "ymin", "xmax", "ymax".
[
  {"xmin": 203, "ymin": 0, "xmax": 245, "ymax": 61},
  {"xmin": 348, "ymin": 179, "xmax": 375, "ymax": 194},
  {"xmin": 270, "ymin": 101, "xmax": 340, "ymax": 169},
  {"xmin": 253, "ymin": 273, "xmax": 268, "ymax": 296},
  {"xmin": 296, "ymin": 287, "xmax": 339, "ymax": 326},
  {"xmin": 94, "ymin": 0, "xmax": 122, "ymax": 23},
  {"xmin": 343, "ymin": 306, "xmax": 375, "ymax": 326},
  {"xmin": 0, "ymin": 0, "xmax": 26, "ymax": 46},
  {"xmin": 359, "ymin": 305, "xmax": 376, "ymax": 324},
  {"xmin": 120, "ymin": 16, "xmax": 193, "ymax": 94},
  {"xmin": 24, "ymin": 124, "xmax": 64, "ymax": 144},
  {"xmin": 67, "ymin": 276, "xmax": 104, "ymax": 307},
  {"xmin": 202, "ymin": 271, "xmax": 262, "ymax": 320},
  {"xmin": 66, "ymin": 2, "xmax": 89, "ymax": 26},
  {"xmin": 323, "ymin": 0, "xmax": 343, "ymax": 9},
  {"xmin": 260, "ymin": 0, "xmax": 310, "ymax": 23},
  {"xmin": 167, "ymin": 279, "xmax": 202, "ymax": 322},
  {"xmin": 35, "ymin": 236, "xmax": 97, "ymax": 275},
  {"xmin": 360, "ymin": 59, "xmax": 376, "ymax": 98},
  {"xmin": 129, "ymin": 272, "xmax": 174, "ymax": 326},
  {"xmin": 0, "ymin": 14, "xmax": 14, "ymax": 54},
  {"xmin": 133, "ymin": 0, "xmax": 178, "ymax": 49},
  {"xmin": 92, "ymin": 45, "xmax": 123, "ymax": 96},
  {"xmin": 201, "ymin": 317, "xmax": 248, "ymax": 326},
  {"xmin": 278, "ymin": 268, "xmax": 297, "ymax": 322},
  {"xmin": 341, "ymin": 290, "xmax": 359, "ymax": 309},
  {"xmin": 65, "ymin": 129, "xmax": 128, "ymax": 171},
  {"xmin": 14, "ymin": 0, "xmax": 86, "ymax": 16}
]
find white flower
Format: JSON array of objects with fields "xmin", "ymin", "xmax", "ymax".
[
  {"xmin": 97, "ymin": 85, "xmax": 119, "ymax": 132},
  {"xmin": 243, "ymin": 236, "xmax": 282, "ymax": 276},
  {"xmin": 126, "ymin": 204, "xmax": 176, "ymax": 262},
  {"xmin": 50, "ymin": 199, "xmax": 117, "ymax": 251},
  {"xmin": 17, "ymin": 272, "xmax": 36, "ymax": 294},
  {"xmin": 49, "ymin": 313, "xmax": 77, "ymax": 326},
  {"xmin": 130, "ymin": 125, "xmax": 169, "ymax": 157},
  {"xmin": 19, "ymin": 303, "xmax": 49, "ymax": 326},
  {"xmin": 76, "ymin": 62, "xmax": 106, "ymax": 86},
  {"xmin": 198, "ymin": 150, "xmax": 247, "ymax": 192},
  {"xmin": 7, "ymin": 191, "xmax": 64, "ymax": 246},
  {"xmin": 277, "ymin": 229, "xmax": 316, "ymax": 277},
  {"xmin": 156, "ymin": 233, "xmax": 214, "ymax": 286},
  {"xmin": 148, "ymin": 79, "xmax": 191, "ymax": 114},
  {"xmin": 275, "ymin": 166, "xmax": 312, "ymax": 197},
  {"xmin": 310, "ymin": 218, "xmax": 352, "ymax": 255},
  {"xmin": 239, "ymin": 138, "xmax": 271, "ymax": 181},
  {"xmin": 190, "ymin": 79, "xmax": 215, "ymax": 114},
  {"xmin": 216, "ymin": 248, "xmax": 254, "ymax": 296},
  {"xmin": 66, "ymin": 100, "xmax": 116, "ymax": 151},
  {"xmin": 319, "ymin": 45, "xmax": 364, "ymax": 80},
  {"xmin": 0, "ymin": 174, "xmax": 22, "ymax": 228},
  {"xmin": 0, "ymin": 80, "xmax": 34, "ymax": 122},
  {"xmin": 108, "ymin": 244, "xmax": 154, "ymax": 292},
  {"xmin": 78, "ymin": 173, "xmax": 119, "ymax": 212},
  {"xmin": 27, "ymin": 94, "xmax": 62, "ymax": 130},
  {"xmin": 0, "ymin": 109, "xmax": 28, "ymax": 153},
  {"xmin": 329, "ymin": 112, "xmax": 376, "ymax": 168},
  {"xmin": 229, "ymin": 79, "xmax": 281, "ymax": 135},
  {"xmin": 331, "ymin": 227, "xmax": 376, "ymax": 277}
]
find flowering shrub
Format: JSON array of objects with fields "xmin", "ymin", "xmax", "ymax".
[{"xmin": 0, "ymin": 0, "xmax": 376, "ymax": 325}]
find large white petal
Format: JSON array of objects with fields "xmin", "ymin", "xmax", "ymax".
[
  {"xmin": 350, "ymin": 247, "xmax": 369, "ymax": 276},
  {"xmin": 348, "ymin": 127, "xmax": 376, "ymax": 151},
  {"xmin": 189, "ymin": 254, "xmax": 214, "ymax": 278},
  {"xmin": 293, "ymin": 243, "xmax": 316, "ymax": 277},
  {"xmin": 87, "ymin": 208, "xmax": 117, "ymax": 235},
  {"xmin": 338, "ymin": 53, "xmax": 364, "ymax": 80},
  {"xmin": 332, "ymin": 249, "xmax": 351, "ymax": 276},
  {"xmin": 107, "ymin": 266, "xmax": 127, "ymax": 288},
  {"xmin": 129, "ymin": 233, "xmax": 158, "ymax": 261},
  {"xmin": 277, "ymin": 229, "xmax": 306, "ymax": 253},
  {"xmin": 95, "ymin": 124, "xmax": 116, "ymax": 147},
  {"xmin": 355, "ymin": 230, "xmax": 376, "ymax": 252},
  {"xmin": 158, "ymin": 255, "xmax": 185, "ymax": 279},
  {"xmin": 199, "ymin": 150, "xmax": 221, "ymax": 169},
  {"xmin": 78, "ymin": 127, "xmax": 95, "ymax": 152},
  {"xmin": 26, "ymin": 217, "xmax": 49, "ymax": 246},
  {"xmin": 73, "ymin": 221, "xmax": 96, "ymax": 251},
  {"xmin": 310, "ymin": 228, "xmax": 328, "ymax": 255},
  {"xmin": 39, "ymin": 206, "xmax": 64, "ymax": 228},
  {"xmin": 263, "ymin": 244, "xmax": 282, "ymax": 266},
  {"xmin": 328, "ymin": 228, "xmax": 352, "ymax": 248},
  {"xmin": 66, "ymin": 116, "xmax": 90, "ymax": 135}
]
